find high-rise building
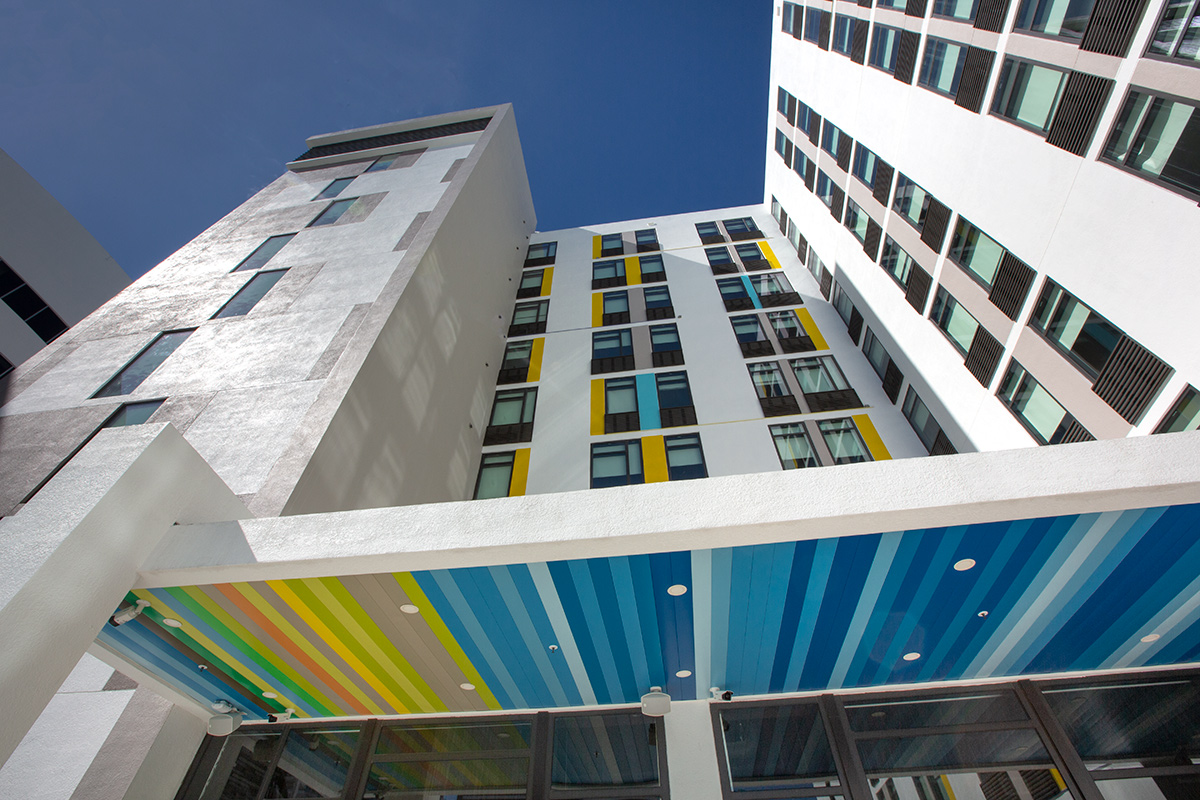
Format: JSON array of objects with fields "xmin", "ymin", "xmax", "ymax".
[{"xmin": 1, "ymin": 2, "xmax": 1199, "ymax": 797}]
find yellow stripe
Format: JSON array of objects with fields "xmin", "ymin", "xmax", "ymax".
[
  {"xmin": 852, "ymin": 414, "xmax": 892, "ymax": 461},
  {"xmin": 392, "ymin": 573, "xmax": 501, "ymax": 709},
  {"xmin": 940, "ymin": 775, "xmax": 957, "ymax": 800},
  {"xmin": 590, "ymin": 379, "xmax": 605, "ymax": 436},
  {"xmin": 1050, "ymin": 769, "xmax": 1066, "ymax": 791},
  {"xmin": 592, "ymin": 235, "xmax": 601, "ymax": 259},
  {"xmin": 539, "ymin": 266, "xmax": 553, "ymax": 297},
  {"xmin": 625, "ymin": 256, "xmax": 641, "ymax": 285},
  {"xmin": 643, "ymin": 435, "xmax": 668, "ymax": 483},
  {"xmin": 794, "ymin": 309, "xmax": 828, "ymax": 350},
  {"xmin": 760, "ymin": 240, "xmax": 782, "ymax": 269},
  {"xmin": 591, "ymin": 292, "xmax": 603, "ymax": 328},
  {"xmin": 510, "ymin": 448, "xmax": 530, "ymax": 496},
  {"xmin": 266, "ymin": 580, "xmax": 389, "ymax": 714},
  {"xmin": 526, "ymin": 338, "xmax": 544, "ymax": 383}
]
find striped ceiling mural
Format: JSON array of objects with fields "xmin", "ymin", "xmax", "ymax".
[{"xmin": 98, "ymin": 503, "xmax": 1200, "ymax": 721}]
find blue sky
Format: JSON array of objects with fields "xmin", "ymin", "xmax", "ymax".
[{"xmin": 0, "ymin": 0, "xmax": 772, "ymax": 279}]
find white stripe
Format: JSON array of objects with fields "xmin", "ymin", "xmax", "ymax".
[
  {"xmin": 692, "ymin": 549, "xmax": 713, "ymax": 700},
  {"xmin": 527, "ymin": 562, "xmax": 597, "ymax": 705},
  {"xmin": 827, "ymin": 534, "xmax": 902, "ymax": 688},
  {"xmin": 1111, "ymin": 572, "xmax": 1200, "ymax": 668}
]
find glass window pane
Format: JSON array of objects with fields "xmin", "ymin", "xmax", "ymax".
[
  {"xmin": 919, "ymin": 39, "xmax": 968, "ymax": 97},
  {"xmin": 721, "ymin": 703, "xmax": 840, "ymax": 791},
  {"xmin": 264, "ymin": 727, "xmax": 360, "ymax": 799},
  {"xmin": 1015, "ymin": 0, "xmax": 1096, "ymax": 39},
  {"xmin": 640, "ymin": 254, "xmax": 665, "ymax": 276},
  {"xmin": 204, "ymin": 731, "xmax": 284, "ymax": 800},
  {"xmin": 593, "ymin": 329, "xmax": 632, "ymax": 358},
  {"xmin": 310, "ymin": 198, "xmax": 357, "ymax": 227},
  {"xmin": 992, "ymin": 60, "xmax": 1066, "ymax": 132},
  {"xmin": 593, "ymin": 260, "xmax": 624, "ymax": 280},
  {"xmin": 856, "ymin": 728, "xmax": 1051, "ymax": 772},
  {"xmin": 650, "ymin": 324, "xmax": 681, "ymax": 352},
  {"xmin": 475, "ymin": 454, "xmax": 515, "ymax": 499},
  {"xmin": 605, "ymin": 378, "xmax": 638, "ymax": 413},
  {"xmin": 365, "ymin": 759, "xmax": 528, "ymax": 794},
  {"xmin": 603, "ymin": 292, "xmax": 629, "ymax": 314},
  {"xmin": 591, "ymin": 441, "xmax": 643, "ymax": 487},
  {"xmin": 656, "ymin": 372, "xmax": 692, "ymax": 408},
  {"xmin": 870, "ymin": 25, "xmax": 901, "ymax": 72},
  {"xmin": 490, "ymin": 389, "xmax": 534, "ymax": 426},
  {"xmin": 235, "ymin": 234, "xmax": 295, "ymax": 272},
  {"xmin": 552, "ymin": 711, "xmax": 659, "ymax": 787},
  {"xmin": 1156, "ymin": 386, "xmax": 1200, "ymax": 433},
  {"xmin": 736, "ymin": 243, "xmax": 763, "ymax": 260},
  {"xmin": 502, "ymin": 340, "xmax": 533, "ymax": 369},
  {"xmin": 881, "ymin": 238, "xmax": 915, "ymax": 286},
  {"xmin": 732, "ymin": 316, "xmax": 766, "ymax": 342},
  {"xmin": 1030, "ymin": 281, "xmax": 1122, "ymax": 376},
  {"xmin": 103, "ymin": 400, "xmax": 164, "ymax": 428},
  {"xmin": 376, "ymin": 721, "xmax": 532, "ymax": 754},
  {"xmin": 215, "ymin": 270, "xmax": 287, "ymax": 319},
  {"xmin": 933, "ymin": 0, "xmax": 980, "ymax": 20},
  {"xmin": 707, "ymin": 247, "xmax": 734, "ymax": 265},
  {"xmin": 94, "ymin": 330, "xmax": 193, "ymax": 398},
  {"xmin": 949, "ymin": 219, "xmax": 1005, "ymax": 287},
  {"xmin": 846, "ymin": 693, "xmax": 1030, "ymax": 732},
  {"xmin": 793, "ymin": 357, "xmax": 849, "ymax": 393},
  {"xmin": 769, "ymin": 311, "xmax": 804, "ymax": 338},
  {"xmin": 718, "ymin": 278, "xmax": 750, "ymax": 299},
  {"xmin": 644, "ymin": 287, "xmax": 672, "ymax": 308},
  {"xmin": 930, "ymin": 289, "xmax": 978, "ymax": 355},
  {"xmin": 665, "ymin": 434, "xmax": 706, "ymax": 480},
  {"xmin": 1127, "ymin": 97, "xmax": 1200, "ymax": 194},
  {"xmin": 750, "ymin": 362, "xmax": 791, "ymax": 398},
  {"xmin": 365, "ymin": 154, "xmax": 398, "ymax": 172},
  {"xmin": 893, "ymin": 176, "xmax": 931, "ymax": 230},
  {"xmin": 315, "ymin": 177, "xmax": 353, "ymax": 200},
  {"xmin": 819, "ymin": 418, "xmax": 870, "ymax": 464},
  {"xmin": 772, "ymin": 423, "xmax": 820, "ymax": 469},
  {"xmin": 998, "ymin": 362, "xmax": 1074, "ymax": 444}
]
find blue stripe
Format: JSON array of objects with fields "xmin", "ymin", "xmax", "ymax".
[
  {"xmin": 769, "ymin": 540, "xmax": 816, "ymax": 692},
  {"xmin": 459, "ymin": 567, "xmax": 549, "ymax": 707},
  {"xmin": 486, "ymin": 566, "xmax": 569, "ymax": 706},
  {"xmin": 629, "ymin": 555, "xmax": 667, "ymax": 688},
  {"xmin": 844, "ymin": 529, "xmax": 924, "ymax": 687},
  {"xmin": 546, "ymin": 560, "xmax": 613, "ymax": 704},
  {"xmin": 508, "ymin": 564, "xmax": 583, "ymax": 705},
  {"xmin": 636, "ymin": 373, "xmax": 661, "ymax": 430},
  {"xmin": 566, "ymin": 559, "xmax": 626, "ymax": 702},
  {"xmin": 800, "ymin": 535, "xmax": 881, "ymax": 690},
  {"xmin": 609, "ymin": 557, "xmax": 652, "ymax": 694},
  {"xmin": 741, "ymin": 275, "xmax": 762, "ymax": 308},
  {"xmin": 752, "ymin": 542, "xmax": 798, "ymax": 691},
  {"xmin": 710, "ymin": 547, "xmax": 733, "ymax": 690},
  {"xmin": 588, "ymin": 558, "xmax": 639, "ymax": 699},
  {"xmin": 784, "ymin": 538, "xmax": 838, "ymax": 690}
]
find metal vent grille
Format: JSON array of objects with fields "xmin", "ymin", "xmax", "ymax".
[
  {"xmin": 761, "ymin": 395, "xmax": 802, "ymax": 417},
  {"xmin": 1020, "ymin": 770, "xmax": 1064, "ymax": 800},
  {"xmin": 805, "ymin": 161, "xmax": 817, "ymax": 190},
  {"xmin": 883, "ymin": 360, "xmax": 905, "ymax": 403},
  {"xmin": 808, "ymin": 114, "xmax": 823, "ymax": 145},
  {"xmin": 296, "ymin": 117, "xmax": 491, "ymax": 161},
  {"xmin": 795, "ymin": 231, "xmax": 810, "ymax": 261},
  {"xmin": 1092, "ymin": 336, "xmax": 1173, "ymax": 423},
  {"xmin": 1080, "ymin": 0, "xmax": 1150, "ymax": 55},
  {"xmin": 931, "ymin": 430, "xmax": 958, "ymax": 455},
  {"xmin": 920, "ymin": 198, "xmax": 952, "ymax": 253},
  {"xmin": 820, "ymin": 268, "xmax": 833, "ymax": 299},
  {"xmin": 805, "ymin": 388, "xmax": 863, "ymax": 412},
  {"xmin": 894, "ymin": 30, "xmax": 921, "ymax": 84},
  {"xmin": 974, "ymin": 0, "xmax": 1012, "ymax": 30},
  {"xmin": 819, "ymin": 11, "xmax": 832, "ymax": 49},
  {"xmin": 980, "ymin": 771, "xmax": 1020, "ymax": 800},
  {"xmin": 988, "ymin": 252, "xmax": 1035, "ymax": 319},
  {"xmin": 964, "ymin": 328, "xmax": 1004, "ymax": 386},
  {"xmin": 851, "ymin": 19, "xmax": 870, "ymax": 63},
  {"xmin": 873, "ymin": 161, "xmax": 895, "ymax": 205},
  {"xmin": 830, "ymin": 185, "xmax": 846, "ymax": 220},
  {"xmin": 1046, "ymin": 71, "xmax": 1115, "ymax": 156},
  {"xmin": 906, "ymin": 0, "xmax": 928, "ymax": 15},
  {"xmin": 847, "ymin": 307, "xmax": 864, "ymax": 344},
  {"xmin": 864, "ymin": 219, "xmax": 883, "ymax": 262},
  {"xmin": 1058, "ymin": 420, "xmax": 1096, "ymax": 444},
  {"xmin": 905, "ymin": 264, "xmax": 932, "ymax": 313},
  {"xmin": 954, "ymin": 47, "xmax": 996, "ymax": 113},
  {"xmin": 836, "ymin": 135, "xmax": 853, "ymax": 172}
]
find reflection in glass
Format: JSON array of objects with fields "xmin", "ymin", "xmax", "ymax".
[
  {"xmin": 720, "ymin": 703, "xmax": 841, "ymax": 793},
  {"xmin": 375, "ymin": 721, "xmax": 531, "ymax": 755},
  {"xmin": 364, "ymin": 758, "xmax": 528, "ymax": 796},
  {"xmin": 552, "ymin": 712, "xmax": 659, "ymax": 788},
  {"xmin": 846, "ymin": 693, "xmax": 1029, "ymax": 732},
  {"xmin": 264, "ymin": 728, "xmax": 360, "ymax": 799},
  {"xmin": 201, "ymin": 731, "xmax": 282, "ymax": 800}
]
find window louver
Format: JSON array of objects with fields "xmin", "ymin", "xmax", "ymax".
[
  {"xmin": 1045, "ymin": 72, "xmax": 1114, "ymax": 156},
  {"xmin": 964, "ymin": 328, "xmax": 1004, "ymax": 386},
  {"xmin": 1092, "ymin": 336, "xmax": 1172, "ymax": 423},
  {"xmin": 920, "ymin": 198, "xmax": 953, "ymax": 253},
  {"xmin": 954, "ymin": 47, "xmax": 996, "ymax": 113},
  {"xmin": 988, "ymin": 252, "xmax": 1035, "ymax": 320},
  {"xmin": 1080, "ymin": 0, "xmax": 1150, "ymax": 56}
]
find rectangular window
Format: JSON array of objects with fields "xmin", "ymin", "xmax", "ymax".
[
  {"xmin": 365, "ymin": 154, "xmax": 398, "ymax": 172},
  {"xmin": 592, "ymin": 259, "xmax": 626, "ymax": 288},
  {"xmin": 234, "ymin": 233, "xmax": 295, "ymax": 272},
  {"xmin": 486, "ymin": 388, "xmax": 537, "ymax": 444},
  {"xmin": 591, "ymin": 440, "xmax": 644, "ymax": 488},
  {"xmin": 643, "ymin": 286, "xmax": 673, "ymax": 312},
  {"xmin": 752, "ymin": 273, "xmax": 792, "ymax": 297},
  {"xmin": 844, "ymin": 199, "xmax": 870, "ymax": 243},
  {"xmin": 997, "ymin": 360, "xmax": 1082, "ymax": 444},
  {"xmin": 793, "ymin": 148, "xmax": 812, "ymax": 183},
  {"xmin": 833, "ymin": 16, "xmax": 856, "ymax": 56},
  {"xmin": 1029, "ymin": 280, "xmax": 1122, "ymax": 378},
  {"xmin": 604, "ymin": 377, "xmax": 640, "ymax": 433},
  {"xmin": 878, "ymin": 0, "xmax": 905, "ymax": 7},
  {"xmin": 783, "ymin": 2, "xmax": 801, "ymax": 35},
  {"xmin": 948, "ymin": 217, "xmax": 1005, "ymax": 287},
  {"xmin": 696, "ymin": 221, "xmax": 724, "ymax": 242},
  {"xmin": 1014, "ymin": 0, "xmax": 1096, "ymax": 40},
  {"xmin": 797, "ymin": 100, "xmax": 819, "ymax": 140},
  {"xmin": 816, "ymin": 170, "xmax": 837, "ymax": 210},
  {"xmin": 933, "ymin": 0, "xmax": 980, "ymax": 19},
  {"xmin": 930, "ymin": 287, "xmax": 979, "ymax": 356},
  {"xmin": 731, "ymin": 315, "xmax": 769, "ymax": 343},
  {"xmin": 525, "ymin": 241, "xmax": 557, "ymax": 266},
  {"xmin": 635, "ymin": 228, "xmax": 660, "ymax": 252},
  {"xmin": 819, "ymin": 418, "xmax": 872, "ymax": 463},
  {"xmin": 310, "ymin": 197, "xmax": 362, "ymax": 226},
  {"xmin": 498, "ymin": 340, "xmax": 534, "ymax": 384},
  {"xmin": 792, "ymin": 356, "xmax": 851, "ymax": 393},
  {"xmin": 870, "ymin": 24, "xmax": 902, "ymax": 73},
  {"xmin": 880, "ymin": 237, "xmax": 916, "ymax": 286},
  {"xmin": 992, "ymin": 58, "xmax": 1067, "ymax": 133},
  {"xmin": 94, "ymin": 330, "xmax": 193, "ymax": 398},
  {"xmin": 862, "ymin": 328, "xmax": 891, "ymax": 380},
  {"xmin": 776, "ymin": 129, "xmax": 791, "ymax": 160},
  {"xmin": 600, "ymin": 233, "xmax": 624, "ymax": 256},
  {"xmin": 213, "ymin": 270, "xmax": 286, "ymax": 319},
  {"xmin": 517, "ymin": 268, "xmax": 545, "ymax": 298},
  {"xmin": 665, "ymin": 434, "xmax": 707, "ymax": 480},
  {"xmin": 593, "ymin": 328, "xmax": 633, "ymax": 360},
  {"xmin": 723, "ymin": 217, "xmax": 762, "ymax": 237},
  {"xmin": 821, "ymin": 121, "xmax": 848, "ymax": 158},
  {"xmin": 892, "ymin": 175, "xmax": 931, "ymax": 230},
  {"xmin": 805, "ymin": 7, "xmax": 824, "ymax": 42},
  {"xmin": 314, "ymin": 177, "xmax": 354, "ymax": 200},
  {"xmin": 717, "ymin": 277, "xmax": 751, "ymax": 306},
  {"xmin": 832, "ymin": 283, "xmax": 856, "ymax": 326},
  {"xmin": 918, "ymin": 38, "xmax": 969, "ymax": 97},
  {"xmin": 1101, "ymin": 90, "xmax": 1200, "ymax": 197},
  {"xmin": 656, "ymin": 372, "xmax": 694, "ymax": 411},
  {"xmin": 104, "ymin": 399, "xmax": 165, "ymax": 429},
  {"xmin": 736, "ymin": 243, "xmax": 765, "ymax": 263},
  {"xmin": 706, "ymin": 246, "xmax": 737, "ymax": 274},
  {"xmin": 650, "ymin": 324, "xmax": 681, "ymax": 352},
  {"xmin": 852, "ymin": 144, "xmax": 881, "ymax": 188},
  {"xmin": 1155, "ymin": 386, "xmax": 1200, "ymax": 433},
  {"xmin": 639, "ymin": 254, "xmax": 666, "ymax": 282},
  {"xmin": 475, "ymin": 452, "xmax": 516, "ymax": 499},
  {"xmin": 510, "ymin": 300, "xmax": 549, "ymax": 335},
  {"xmin": 768, "ymin": 310, "xmax": 805, "ymax": 341},
  {"xmin": 749, "ymin": 362, "xmax": 792, "ymax": 398},
  {"xmin": 0, "ymin": 260, "xmax": 68, "ymax": 343},
  {"xmin": 1148, "ymin": 0, "xmax": 1200, "ymax": 62},
  {"xmin": 903, "ymin": 387, "xmax": 955, "ymax": 453},
  {"xmin": 603, "ymin": 291, "xmax": 630, "ymax": 316},
  {"xmin": 771, "ymin": 423, "xmax": 821, "ymax": 468}
]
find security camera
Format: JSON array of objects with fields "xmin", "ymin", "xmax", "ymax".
[
  {"xmin": 710, "ymin": 687, "xmax": 733, "ymax": 701},
  {"xmin": 109, "ymin": 599, "xmax": 151, "ymax": 627},
  {"xmin": 722, "ymin": 690, "xmax": 734, "ymax": 701},
  {"xmin": 268, "ymin": 709, "xmax": 294, "ymax": 723},
  {"xmin": 207, "ymin": 712, "xmax": 243, "ymax": 736}
]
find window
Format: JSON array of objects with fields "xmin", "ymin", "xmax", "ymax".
[
  {"xmin": 475, "ymin": 452, "xmax": 517, "ymax": 499},
  {"xmin": 603, "ymin": 377, "xmax": 640, "ymax": 433},
  {"xmin": 517, "ymin": 268, "xmax": 546, "ymax": 298},
  {"xmin": 1029, "ymin": 280, "xmax": 1121, "ymax": 378},
  {"xmin": 892, "ymin": 175, "xmax": 931, "ymax": 230},
  {"xmin": 998, "ymin": 360, "xmax": 1085, "ymax": 444},
  {"xmin": 696, "ymin": 221, "xmax": 725, "ymax": 243},
  {"xmin": 213, "ymin": 270, "xmax": 286, "ymax": 319},
  {"xmin": 656, "ymin": 372, "xmax": 694, "ymax": 415},
  {"xmin": 665, "ymin": 434, "xmax": 707, "ymax": 480},
  {"xmin": 792, "ymin": 356, "xmax": 851, "ymax": 393},
  {"xmin": 862, "ymin": 328, "xmax": 891, "ymax": 380},
  {"xmin": 991, "ymin": 59, "xmax": 1067, "ymax": 132},
  {"xmin": 1156, "ymin": 386, "xmax": 1200, "ymax": 432},
  {"xmin": 0, "ymin": 259, "xmax": 68, "ymax": 343},
  {"xmin": 723, "ymin": 217, "xmax": 763, "ymax": 240},
  {"xmin": 933, "ymin": 0, "xmax": 980, "ymax": 19},
  {"xmin": 797, "ymin": 100, "xmax": 820, "ymax": 140},
  {"xmin": 314, "ymin": 177, "xmax": 353, "ymax": 200},
  {"xmin": 650, "ymin": 324, "xmax": 684, "ymax": 367},
  {"xmin": 1148, "ymin": 0, "xmax": 1200, "ymax": 62},
  {"xmin": 777, "ymin": 87, "xmax": 798, "ymax": 125},
  {"xmin": 485, "ymin": 388, "xmax": 537, "ymax": 444},
  {"xmin": 591, "ymin": 440, "xmax": 644, "ymax": 488},
  {"xmin": 752, "ymin": 273, "xmax": 793, "ymax": 299},
  {"xmin": 635, "ymin": 228, "xmax": 660, "ymax": 252},
  {"xmin": 819, "ymin": 418, "xmax": 872, "ymax": 463},
  {"xmin": 870, "ymin": 24, "xmax": 902, "ymax": 73},
  {"xmin": 930, "ymin": 287, "xmax": 979, "ymax": 355},
  {"xmin": 104, "ymin": 399, "xmax": 165, "ymax": 428},
  {"xmin": 1101, "ymin": 90, "xmax": 1200, "ymax": 196},
  {"xmin": 94, "ymin": 330, "xmax": 193, "ymax": 398},
  {"xmin": 807, "ymin": 248, "xmax": 826, "ymax": 281},
  {"xmin": 525, "ymin": 241, "xmax": 557, "ymax": 266},
  {"xmin": 918, "ymin": 38, "xmax": 969, "ymax": 98},
  {"xmin": 736, "ymin": 242, "xmax": 767, "ymax": 268},
  {"xmin": 821, "ymin": 121, "xmax": 848, "ymax": 158},
  {"xmin": 844, "ymin": 199, "xmax": 871, "ymax": 243},
  {"xmin": 310, "ymin": 196, "xmax": 376, "ymax": 227},
  {"xmin": 234, "ymin": 234, "xmax": 296, "ymax": 272},
  {"xmin": 498, "ymin": 339, "xmax": 534, "ymax": 384},
  {"xmin": 832, "ymin": 282, "xmax": 856, "ymax": 326},
  {"xmin": 602, "ymin": 291, "xmax": 630, "ymax": 325},
  {"xmin": 833, "ymin": 16, "xmax": 856, "ymax": 56},
  {"xmin": 365, "ymin": 154, "xmax": 399, "ymax": 172},
  {"xmin": 776, "ymin": 129, "xmax": 792, "ymax": 161},
  {"xmin": 732, "ymin": 315, "xmax": 769, "ymax": 343},
  {"xmin": 793, "ymin": 148, "xmax": 812, "ymax": 183},
  {"xmin": 852, "ymin": 144, "xmax": 882, "ymax": 188},
  {"xmin": 640, "ymin": 254, "xmax": 666, "ymax": 282},
  {"xmin": 592, "ymin": 259, "xmax": 626, "ymax": 289},
  {"xmin": 1014, "ymin": 0, "xmax": 1096, "ymax": 40},
  {"xmin": 783, "ymin": 2, "xmax": 802, "ymax": 35},
  {"xmin": 880, "ymin": 237, "xmax": 916, "ymax": 287},
  {"xmin": 877, "ymin": 0, "xmax": 905, "ymax": 7},
  {"xmin": 903, "ymin": 387, "xmax": 956, "ymax": 454},
  {"xmin": 510, "ymin": 300, "xmax": 549, "ymax": 335},
  {"xmin": 816, "ymin": 170, "xmax": 837, "ymax": 210},
  {"xmin": 947, "ymin": 217, "xmax": 1005, "ymax": 287},
  {"xmin": 749, "ymin": 362, "xmax": 791, "ymax": 399},
  {"xmin": 771, "ymin": 423, "xmax": 821, "ymax": 468},
  {"xmin": 805, "ymin": 7, "xmax": 824, "ymax": 43},
  {"xmin": 706, "ymin": 246, "xmax": 737, "ymax": 274},
  {"xmin": 592, "ymin": 329, "xmax": 634, "ymax": 374},
  {"xmin": 643, "ymin": 286, "xmax": 674, "ymax": 318},
  {"xmin": 718, "ymin": 277, "xmax": 752, "ymax": 309},
  {"xmin": 600, "ymin": 233, "xmax": 624, "ymax": 256},
  {"xmin": 768, "ymin": 310, "xmax": 807, "ymax": 344}
]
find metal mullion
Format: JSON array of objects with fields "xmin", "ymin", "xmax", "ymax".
[
  {"xmin": 548, "ymin": 786, "xmax": 664, "ymax": 800},
  {"xmin": 344, "ymin": 719, "xmax": 379, "ymax": 800},
  {"xmin": 820, "ymin": 694, "xmax": 874, "ymax": 800},
  {"xmin": 370, "ymin": 747, "xmax": 533, "ymax": 764},
  {"xmin": 254, "ymin": 729, "xmax": 293, "ymax": 800},
  {"xmin": 850, "ymin": 719, "xmax": 1038, "ymax": 739},
  {"xmin": 1014, "ymin": 680, "xmax": 1104, "ymax": 800},
  {"xmin": 1090, "ymin": 764, "xmax": 1200, "ymax": 780},
  {"xmin": 531, "ymin": 711, "xmax": 552, "ymax": 800}
]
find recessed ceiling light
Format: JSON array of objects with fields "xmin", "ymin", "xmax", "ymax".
[
  {"xmin": 162, "ymin": 618, "xmax": 183, "ymax": 628},
  {"xmin": 977, "ymin": 610, "xmax": 989, "ymax": 618},
  {"xmin": 460, "ymin": 682, "xmax": 476, "ymax": 691},
  {"xmin": 1141, "ymin": 633, "xmax": 1161, "ymax": 643},
  {"xmin": 903, "ymin": 652, "xmax": 921, "ymax": 661},
  {"xmin": 953, "ymin": 558, "xmax": 976, "ymax": 572},
  {"xmin": 400, "ymin": 604, "xmax": 420, "ymax": 614},
  {"xmin": 262, "ymin": 691, "xmax": 278, "ymax": 699},
  {"xmin": 667, "ymin": 584, "xmax": 688, "ymax": 596},
  {"xmin": 676, "ymin": 669, "xmax": 692, "ymax": 678}
]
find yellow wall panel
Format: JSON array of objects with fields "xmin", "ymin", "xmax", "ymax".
[
  {"xmin": 794, "ymin": 309, "xmax": 828, "ymax": 350},
  {"xmin": 760, "ymin": 240, "xmax": 783, "ymax": 270},
  {"xmin": 526, "ymin": 338, "xmax": 545, "ymax": 383},
  {"xmin": 643, "ymin": 436, "xmax": 669, "ymax": 483},
  {"xmin": 592, "ymin": 235, "xmax": 602, "ymax": 259},
  {"xmin": 853, "ymin": 414, "xmax": 892, "ymax": 461},
  {"xmin": 591, "ymin": 293, "xmax": 603, "ymax": 328},
  {"xmin": 590, "ymin": 379, "xmax": 605, "ymax": 436},
  {"xmin": 509, "ymin": 449, "xmax": 530, "ymax": 496},
  {"xmin": 625, "ymin": 256, "xmax": 641, "ymax": 285},
  {"xmin": 539, "ymin": 266, "xmax": 554, "ymax": 297}
]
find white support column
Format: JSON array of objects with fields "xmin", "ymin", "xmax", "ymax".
[
  {"xmin": 0, "ymin": 423, "xmax": 248, "ymax": 767},
  {"xmin": 663, "ymin": 699, "xmax": 725, "ymax": 800}
]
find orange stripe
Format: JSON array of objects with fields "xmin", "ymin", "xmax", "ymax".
[{"xmin": 213, "ymin": 583, "xmax": 372, "ymax": 715}]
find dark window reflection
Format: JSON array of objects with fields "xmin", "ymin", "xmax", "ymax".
[{"xmin": 552, "ymin": 711, "xmax": 659, "ymax": 788}]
